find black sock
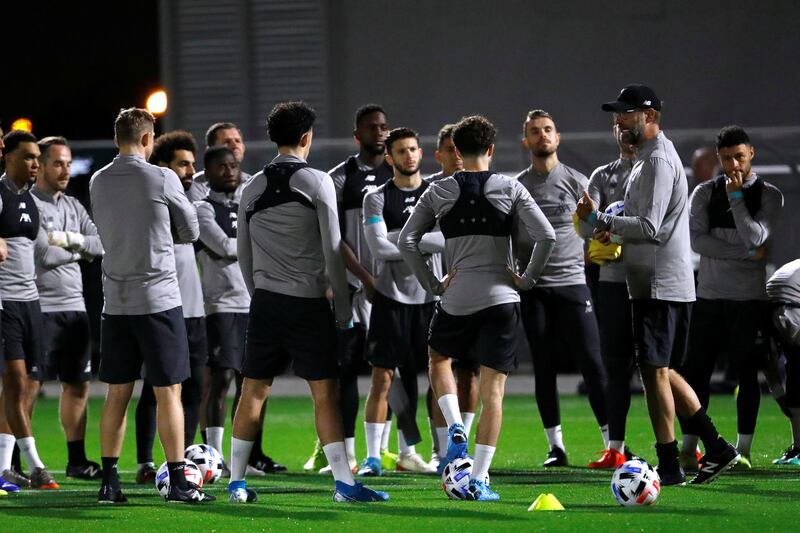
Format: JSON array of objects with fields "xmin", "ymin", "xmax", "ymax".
[
  {"xmin": 168, "ymin": 461, "xmax": 189, "ymax": 491},
  {"xmin": 11, "ymin": 444, "xmax": 21, "ymax": 472},
  {"xmin": 67, "ymin": 440, "xmax": 88, "ymax": 464},
  {"xmin": 686, "ymin": 407, "xmax": 727, "ymax": 454},
  {"xmin": 249, "ymin": 428, "xmax": 265, "ymax": 463},
  {"xmin": 101, "ymin": 457, "xmax": 120, "ymax": 489},
  {"xmin": 655, "ymin": 440, "xmax": 680, "ymax": 469},
  {"xmin": 201, "ymin": 429, "xmax": 208, "ymax": 445}
]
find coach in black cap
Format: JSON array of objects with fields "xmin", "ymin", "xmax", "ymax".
[{"xmin": 601, "ymin": 84, "xmax": 662, "ymax": 113}]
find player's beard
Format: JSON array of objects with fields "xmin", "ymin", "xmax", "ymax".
[
  {"xmin": 362, "ymin": 142, "xmax": 386, "ymax": 156},
  {"xmin": 395, "ymin": 162, "xmax": 420, "ymax": 176},
  {"xmin": 533, "ymin": 145, "xmax": 557, "ymax": 158},
  {"xmin": 619, "ymin": 122, "xmax": 645, "ymax": 145}
]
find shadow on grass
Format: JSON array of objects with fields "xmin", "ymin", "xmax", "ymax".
[{"xmin": 564, "ymin": 503, "xmax": 720, "ymax": 515}]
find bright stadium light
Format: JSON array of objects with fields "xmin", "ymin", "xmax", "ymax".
[
  {"xmin": 146, "ymin": 90, "xmax": 168, "ymax": 115},
  {"xmin": 11, "ymin": 118, "xmax": 33, "ymax": 132}
]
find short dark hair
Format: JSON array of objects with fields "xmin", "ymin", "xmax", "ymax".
[
  {"xmin": 204, "ymin": 145, "xmax": 235, "ymax": 169},
  {"xmin": 114, "ymin": 108, "xmax": 155, "ymax": 145},
  {"xmin": 354, "ymin": 104, "xmax": 386, "ymax": 128},
  {"xmin": 525, "ymin": 109, "xmax": 556, "ymax": 131},
  {"xmin": 205, "ymin": 122, "xmax": 240, "ymax": 148},
  {"xmin": 37, "ymin": 136, "xmax": 69, "ymax": 164},
  {"xmin": 2, "ymin": 130, "xmax": 38, "ymax": 158},
  {"xmin": 151, "ymin": 130, "xmax": 197, "ymax": 165},
  {"xmin": 267, "ymin": 101, "xmax": 316, "ymax": 147},
  {"xmin": 716, "ymin": 125, "xmax": 751, "ymax": 150},
  {"xmin": 452, "ymin": 115, "xmax": 496, "ymax": 157},
  {"xmin": 385, "ymin": 127, "xmax": 419, "ymax": 154},
  {"xmin": 437, "ymin": 124, "xmax": 457, "ymax": 149}
]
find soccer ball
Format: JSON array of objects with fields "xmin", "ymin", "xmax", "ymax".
[
  {"xmin": 611, "ymin": 459, "xmax": 661, "ymax": 507},
  {"xmin": 185, "ymin": 444, "xmax": 224, "ymax": 484},
  {"xmin": 604, "ymin": 200, "xmax": 625, "ymax": 216},
  {"xmin": 155, "ymin": 459, "xmax": 204, "ymax": 497},
  {"xmin": 441, "ymin": 456, "xmax": 473, "ymax": 500}
]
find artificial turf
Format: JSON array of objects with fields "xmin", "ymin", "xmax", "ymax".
[{"xmin": 3, "ymin": 391, "xmax": 798, "ymax": 531}]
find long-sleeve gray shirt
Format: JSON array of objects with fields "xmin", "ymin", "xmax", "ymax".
[
  {"xmin": 592, "ymin": 132, "xmax": 696, "ymax": 303},
  {"xmin": 690, "ymin": 174, "xmax": 783, "ymax": 301},
  {"xmin": 767, "ymin": 259, "xmax": 800, "ymax": 305},
  {"xmin": 195, "ymin": 190, "xmax": 250, "ymax": 314},
  {"xmin": 399, "ymin": 173, "xmax": 556, "ymax": 316},
  {"xmin": 585, "ymin": 157, "xmax": 634, "ymax": 283},
  {"xmin": 187, "ymin": 170, "xmax": 252, "ymax": 202},
  {"xmin": 90, "ymin": 154, "xmax": 199, "ymax": 315},
  {"xmin": 362, "ymin": 181, "xmax": 444, "ymax": 305},
  {"xmin": 238, "ymin": 154, "xmax": 351, "ymax": 326},
  {"xmin": 32, "ymin": 188, "xmax": 104, "ymax": 312},
  {"xmin": 174, "ymin": 242, "xmax": 204, "ymax": 318},
  {"xmin": 515, "ymin": 163, "xmax": 588, "ymax": 287}
]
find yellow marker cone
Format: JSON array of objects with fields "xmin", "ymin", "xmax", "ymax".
[
  {"xmin": 0, "ymin": 488, "xmax": 7, "ymax": 497},
  {"xmin": 528, "ymin": 493, "xmax": 565, "ymax": 511}
]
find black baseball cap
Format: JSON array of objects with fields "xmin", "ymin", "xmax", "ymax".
[{"xmin": 602, "ymin": 84, "xmax": 662, "ymax": 112}]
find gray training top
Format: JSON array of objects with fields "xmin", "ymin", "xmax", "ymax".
[
  {"xmin": 515, "ymin": 163, "xmax": 588, "ymax": 287},
  {"xmin": 0, "ymin": 175, "xmax": 65, "ymax": 303},
  {"xmin": 593, "ymin": 132, "xmax": 695, "ymax": 303},
  {"xmin": 767, "ymin": 259, "xmax": 800, "ymax": 305},
  {"xmin": 362, "ymin": 181, "xmax": 444, "ymax": 305},
  {"xmin": 399, "ymin": 172, "xmax": 556, "ymax": 316},
  {"xmin": 90, "ymin": 154, "xmax": 199, "ymax": 315},
  {"xmin": 187, "ymin": 170, "xmax": 252, "ymax": 202},
  {"xmin": 238, "ymin": 154, "xmax": 352, "ymax": 326},
  {"xmin": 32, "ymin": 188, "xmax": 104, "ymax": 312},
  {"xmin": 174, "ymin": 243, "xmax": 204, "ymax": 318},
  {"xmin": 690, "ymin": 174, "xmax": 783, "ymax": 301},
  {"xmin": 586, "ymin": 157, "xmax": 634, "ymax": 283},
  {"xmin": 195, "ymin": 190, "xmax": 251, "ymax": 314}
]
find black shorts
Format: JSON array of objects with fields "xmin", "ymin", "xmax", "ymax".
[
  {"xmin": 39, "ymin": 311, "xmax": 91, "ymax": 383},
  {"xmin": 206, "ymin": 312, "xmax": 248, "ymax": 371},
  {"xmin": 366, "ymin": 292, "xmax": 433, "ymax": 371},
  {"xmin": 596, "ymin": 282, "xmax": 635, "ymax": 365},
  {"xmin": 1, "ymin": 300, "xmax": 44, "ymax": 376},
  {"xmin": 243, "ymin": 289, "xmax": 338, "ymax": 381},
  {"xmin": 631, "ymin": 299, "xmax": 692, "ymax": 369},
  {"xmin": 428, "ymin": 302, "xmax": 520, "ymax": 373},
  {"xmin": 99, "ymin": 306, "xmax": 190, "ymax": 387},
  {"xmin": 185, "ymin": 316, "xmax": 208, "ymax": 367}
]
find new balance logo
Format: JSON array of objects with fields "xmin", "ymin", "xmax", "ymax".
[
  {"xmin": 85, "ymin": 465, "xmax": 99, "ymax": 478},
  {"xmin": 19, "ymin": 202, "xmax": 26, "ymax": 209},
  {"xmin": 365, "ymin": 174, "xmax": 376, "ymax": 182},
  {"xmin": 700, "ymin": 461, "xmax": 718, "ymax": 474},
  {"xmin": 404, "ymin": 196, "xmax": 416, "ymax": 203},
  {"xmin": 585, "ymin": 299, "xmax": 593, "ymax": 314}
]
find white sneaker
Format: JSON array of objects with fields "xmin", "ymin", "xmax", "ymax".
[
  {"xmin": 246, "ymin": 464, "xmax": 266, "ymax": 477},
  {"xmin": 396, "ymin": 452, "xmax": 437, "ymax": 473},
  {"xmin": 319, "ymin": 455, "xmax": 357, "ymax": 475},
  {"xmin": 427, "ymin": 453, "xmax": 442, "ymax": 472}
]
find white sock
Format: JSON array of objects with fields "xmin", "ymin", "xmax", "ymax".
[
  {"xmin": 681, "ymin": 434, "xmax": 700, "ymax": 454},
  {"xmin": 736, "ymin": 433, "xmax": 753, "ymax": 456},
  {"xmin": 323, "ymin": 441, "xmax": 355, "ymax": 485},
  {"xmin": 609, "ymin": 440, "xmax": 625, "ymax": 454},
  {"xmin": 600, "ymin": 425, "xmax": 610, "ymax": 448},
  {"xmin": 397, "ymin": 430, "xmax": 415, "ymax": 455},
  {"xmin": 428, "ymin": 418, "xmax": 438, "ymax": 455},
  {"xmin": 789, "ymin": 407, "xmax": 800, "ymax": 446},
  {"xmin": 230, "ymin": 437, "xmax": 254, "ymax": 482},
  {"xmin": 17, "ymin": 436, "xmax": 45, "ymax": 469},
  {"xmin": 462, "ymin": 412, "xmax": 476, "ymax": 436},
  {"xmin": 437, "ymin": 394, "xmax": 463, "ymax": 428},
  {"xmin": 381, "ymin": 419, "xmax": 392, "ymax": 451},
  {"xmin": 545, "ymin": 425, "xmax": 564, "ymax": 451},
  {"xmin": 344, "ymin": 437, "xmax": 356, "ymax": 460},
  {"xmin": 365, "ymin": 422, "xmax": 384, "ymax": 459},
  {"xmin": 436, "ymin": 427, "xmax": 448, "ymax": 459},
  {"xmin": 472, "ymin": 444, "xmax": 496, "ymax": 483},
  {"xmin": 207, "ymin": 426, "xmax": 225, "ymax": 460},
  {"xmin": 0, "ymin": 434, "xmax": 15, "ymax": 470}
]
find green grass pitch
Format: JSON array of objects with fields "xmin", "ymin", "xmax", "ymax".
[{"xmin": 2, "ymin": 392, "xmax": 799, "ymax": 531}]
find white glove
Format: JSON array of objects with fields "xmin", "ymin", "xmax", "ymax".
[
  {"xmin": 65, "ymin": 232, "xmax": 86, "ymax": 252},
  {"xmin": 48, "ymin": 230, "xmax": 69, "ymax": 248}
]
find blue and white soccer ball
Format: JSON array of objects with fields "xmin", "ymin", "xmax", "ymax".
[
  {"xmin": 442, "ymin": 456, "xmax": 473, "ymax": 500},
  {"xmin": 185, "ymin": 444, "xmax": 224, "ymax": 484},
  {"xmin": 611, "ymin": 459, "xmax": 661, "ymax": 507},
  {"xmin": 603, "ymin": 200, "xmax": 625, "ymax": 244},
  {"xmin": 155, "ymin": 459, "xmax": 204, "ymax": 497}
]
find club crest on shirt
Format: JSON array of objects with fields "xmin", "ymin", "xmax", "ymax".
[
  {"xmin": 402, "ymin": 205, "xmax": 415, "ymax": 215},
  {"xmin": 230, "ymin": 211, "xmax": 238, "ymax": 230}
]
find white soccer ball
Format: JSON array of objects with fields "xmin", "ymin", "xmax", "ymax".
[
  {"xmin": 604, "ymin": 200, "xmax": 625, "ymax": 216},
  {"xmin": 155, "ymin": 459, "xmax": 204, "ymax": 497},
  {"xmin": 441, "ymin": 456, "xmax": 473, "ymax": 500},
  {"xmin": 611, "ymin": 459, "xmax": 661, "ymax": 507},
  {"xmin": 185, "ymin": 444, "xmax": 224, "ymax": 484}
]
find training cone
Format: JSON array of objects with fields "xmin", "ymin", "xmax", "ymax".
[
  {"xmin": 0, "ymin": 488, "xmax": 7, "ymax": 497},
  {"xmin": 528, "ymin": 493, "xmax": 565, "ymax": 511}
]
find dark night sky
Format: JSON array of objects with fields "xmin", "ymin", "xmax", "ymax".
[{"xmin": 1, "ymin": 2, "xmax": 160, "ymax": 140}]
